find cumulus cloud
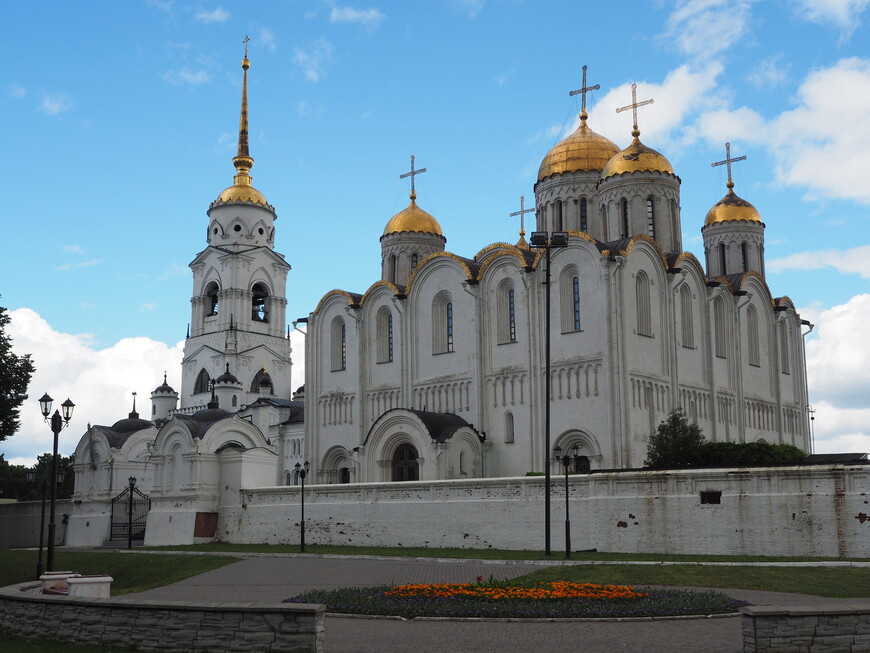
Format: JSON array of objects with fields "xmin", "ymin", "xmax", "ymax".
[
  {"xmin": 293, "ymin": 38, "xmax": 334, "ymax": 82},
  {"xmin": 163, "ymin": 69, "xmax": 212, "ymax": 86},
  {"xmin": 56, "ymin": 259, "xmax": 103, "ymax": 271},
  {"xmin": 195, "ymin": 6, "xmax": 230, "ymax": 23},
  {"xmin": 330, "ymin": 5, "xmax": 385, "ymax": 28},
  {"xmin": 747, "ymin": 53, "xmax": 789, "ymax": 88},
  {"xmin": 259, "ymin": 28, "xmax": 277, "ymax": 52},
  {"xmin": 768, "ymin": 245, "xmax": 870, "ymax": 278},
  {"xmin": 140, "ymin": 303, "xmax": 158, "ymax": 312},
  {"xmin": 662, "ymin": 0, "xmax": 753, "ymax": 61},
  {"xmin": 793, "ymin": 0, "xmax": 870, "ymax": 40},
  {"xmin": 39, "ymin": 93, "xmax": 72, "ymax": 115},
  {"xmin": 9, "ymin": 83, "xmax": 26, "ymax": 99}
]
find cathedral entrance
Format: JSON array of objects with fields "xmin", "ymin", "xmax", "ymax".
[
  {"xmin": 109, "ymin": 483, "xmax": 151, "ymax": 543},
  {"xmin": 392, "ymin": 443, "xmax": 419, "ymax": 481}
]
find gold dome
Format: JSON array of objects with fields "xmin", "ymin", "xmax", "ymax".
[
  {"xmin": 383, "ymin": 192, "xmax": 443, "ymax": 237},
  {"xmin": 213, "ymin": 183, "xmax": 270, "ymax": 208},
  {"xmin": 704, "ymin": 182, "xmax": 762, "ymax": 225},
  {"xmin": 538, "ymin": 115, "xmax": 620, "ymax": 181},
  {"xmin": 601, "ymin": 134, "xmax": 675, "ymax": 180}
]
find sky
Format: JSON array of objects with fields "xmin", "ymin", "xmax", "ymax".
[{"xmin": 3, "ymin": 0, "xmax": 870, "ymax": 466}]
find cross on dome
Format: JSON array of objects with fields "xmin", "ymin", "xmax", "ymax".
[
  {"xmin": 400, "ymin": 155, "xmax": 427, "ymax": 199},
  {"xmin": 711, "ymin": 141, "xmax": 747, "ymax": 189},
  {"xmin": 569, "ymin": 65, "xmax": 600, "ymax": 119},
  {"xmin": 616, "ymin": 83, "xmax": 654, "ymax": 137},
  {"xmin": 509, "ymin": 195, "xmax": 534, "ymax": 238}
]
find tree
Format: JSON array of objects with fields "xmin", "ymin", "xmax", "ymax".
[
  {"xmin": 645, "ymin": 407, "xmax": 706, "ymax": 468},
  {"xmin": 0, "ymin": 301, "xmax": 35, "ymax": 441}
]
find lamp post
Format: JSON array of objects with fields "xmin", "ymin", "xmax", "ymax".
[
  {"xmin": 294, "ymin": 461, "xmax": 311, "ymax": 552},
  {"xmin": 25, "ymin": 466, "xmax": 47, "ymax": 578},
  {"xmin": 529, "ymin": 231, "xmax": 569, "ymax": 556},
  {"xmin": 37, "ymin": 393, "xmax": 75, "ymax": 572},
  {"xmin": 554, "ymin": 444, "xmax": 580, "ymax": 559},
  {"xmin": 127, "ymin": 476, "xmax": 137, "ymax": 550}
]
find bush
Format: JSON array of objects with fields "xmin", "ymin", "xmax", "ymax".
[
  {"xmin": 645, "ymin": 408, "xmax": 706, "ymax": 468},
  {"xmin": 699, "ymin": 441, "xmax": 806, "ymax": 466}
]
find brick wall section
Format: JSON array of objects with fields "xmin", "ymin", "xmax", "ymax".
[
  {"xmin": 741, "ymin": 605, "xmax": 870, "ymax": 652},
  {"xmin": 0, "ymin": 582, "xmax": 325, "ymax": 653}
]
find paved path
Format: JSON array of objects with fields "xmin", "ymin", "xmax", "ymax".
[{"xmin": 121, "ymin": 555, "xmax": 859, "ymax": 653}]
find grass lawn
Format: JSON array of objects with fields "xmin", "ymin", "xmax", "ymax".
[{"xmin": 0, "ymin": 549, "xmax": 238, "ymax": 595}]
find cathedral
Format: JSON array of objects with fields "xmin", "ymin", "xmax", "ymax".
[{"xmin": 68, "ymin": 52, "xmax": 810, "ymax": 546}]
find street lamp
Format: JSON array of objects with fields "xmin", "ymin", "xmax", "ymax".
[
  {"xmin": 294, "ymin": 461, "xmax": 311, "ymax": 552},
  {"xmin": 37, "ymin": 393, "xmax": 75, "ymax": 572},
  {"xmin": 554, "ymin": 444, "xmax": 580, "ymax": 559},
  {"xmin": 127, "ymin": 477, "xmax": 137, "ymax": 550},
  {"xmin": 25, "ymin": 466, "xmax": 47, "ymax": 578},
  {"xmin": 529, "ymin": 231, "xmax": 569, "ymax": 556}
]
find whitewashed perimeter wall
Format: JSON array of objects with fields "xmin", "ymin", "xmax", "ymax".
[{"xmin": 222, "ymin": 465, "xmax": 870, "ymax": 557}]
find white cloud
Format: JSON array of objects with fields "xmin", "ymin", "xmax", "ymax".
[
  {"xmin": 147, "ymin": 0, "xmax": 174, "ymax": 12},
  {"xmin": 63, "ymin": 245, "xmax": 85, "ymax": 255},
  {"xmin": 747, "ymin": 53, "xmax": 789, "ymax": 88},
  {"xmin": 793, "ymin": 0, "xmax": 870, "ymax": 40},
  {"xmin": 55, "ymin": 259, "xmax": 103, "ymax": 271},
  {"xmin": 662, "ymin": 0, "xmax": 753, "ymax": 60},
  {"xmin": 163, "ymin": 69, "xmax": 212, "ymax": 86},
  {"xmin": 140, "ymin": 303, "xmax": 158, "ymax": 312},
  {"xmin": 159, "ymin": 262, "xmax": 189, "ymax": 280},
  {"xmin": 293, "ymin": 38, "xmax": 334, "ymax": 82},
  {"xmin": 259, "ymin": 28, "xmax": 277, "ymax": 52},
  {"xmin": 768, "ymin": 245, "xmax": 870, "ymax": 278},
  {"xmin": 195, "ymin": 6, "xmax": 230, "ymax": 23},
  {"xmin": 39, "ymin": 93, "xmax": 72, "ymax": 115},
  {"xmin": 330, "ymin": 5, "xmax": 385, "ymax": 28},
  {"xmin": 2, "ymin": 309, "xmax": 185, "ymax": 464},
  {"xmin": 450, "ymin": 0, "xmax": 484, "ymax": 18},
  {"xmin": 9, "ymin": 83, "xmax": 26, "ymax": 99}
]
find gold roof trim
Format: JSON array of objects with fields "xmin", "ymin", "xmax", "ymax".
[
  {"xmin": 670, "ymin": 251, "xmax": 705, "ymax": 274},
  {"xmin": 312, "ymin": 289, "xmax": 362, "ymax": 316},
  {"xmin": 537, "ymin": 115, "xmax": 621, "ymax": 182},
  {"xmin": 382, "ymin": 192, "xmax": 444, "ymax": 237},
  {"xmin": 564, "ymin": 231, "xmax": 599, "ymax": 245},
  {"xmin": 475, "ymin": 247, "xmax": 533, "ymax": 279},
  {"xmin": 359, "ymin": 280, "xmax": 404, "ymax": 307},
  {"xmin": 406, "ymin": 251, "xmax": 477, "ymax": 294},
  {"xmin": 614, "ymin": 234, "xmax": 669, "ymax": 270},
  {"xmin": 600, "ymin": 136, "xmax": 675, "ymax": 180},
  {"xmin": 704, "ymin": 182, "xmax": 762, "ymax": 226}
]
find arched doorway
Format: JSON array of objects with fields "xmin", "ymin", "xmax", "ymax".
[{"xmin": 392, "ymin": 443, "xmax": 419, "ymax": 481}]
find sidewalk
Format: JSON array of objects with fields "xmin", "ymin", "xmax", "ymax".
[{"xmin": 121, "ymin": 554, "xmax": 859, "ymax": 653}]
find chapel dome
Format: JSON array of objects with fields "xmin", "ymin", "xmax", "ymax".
[
  {"xmin": 215, "ymin": 363, "xmax": 241, "ymax": 385},
  {"xmin": 601, "ymin": 135, "xmax": 674, "ymax": 181},
  {"xmin": 538, "ymin": 116, "xmax": 620, "ymax": 181},
  {"xmin": 704, "ymin": 183, "xmax": 762, "ymax": 225},
  {"xmin": 212, "ymin": 182, "xmax": 270, "ymax": 209},
  {"xmin": 383, "ymin": 192, "xmax": 443, "ymax": 237},
  {"xmin": 111, "ymin": 417, "xmax": 153, "ymax": 433}
]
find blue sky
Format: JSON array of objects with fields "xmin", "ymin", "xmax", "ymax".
[{"xmin": 4, "ymin": 0, "xmax": 870, "ymax": 465}]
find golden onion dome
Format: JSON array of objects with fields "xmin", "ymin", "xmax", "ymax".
[
  {"xmin": 383, "ymin": 191, "xmax": 443, "ymax": 237},
  {"xmin": 601, "ymin": 130, "xmax": 675, "ymax": 180},
  {"xmin": 538, "ymin": 114, "xmax": 620, "ymax": 181},
  {"xmin": 704, "ymin": 181, "xmax": 762, "ymax": 225},
  {"xmin": 515, "ymin": 233, "xmax": 531, "ymax": 250},
  {"xmin": 212, "ymin": 181, "xmax": 270, "ymax": 208}
]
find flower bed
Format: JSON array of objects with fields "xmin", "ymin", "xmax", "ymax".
[{"xmin": 285, "ymin": 580, "xmax": 749, "ymax": 619}]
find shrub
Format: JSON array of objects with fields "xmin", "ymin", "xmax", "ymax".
[{"xmin": 645, "ymin": 408, "xmax": 706, "ymax": 468}]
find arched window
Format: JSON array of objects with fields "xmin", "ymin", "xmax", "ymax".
[
  {"xmin": 646, "ymin": 197, "xmax": 656, "ymax": 239},
  {"xmin": 560, "ymin": 267, "xmax": 581, "ymax": 333},
  {"xmin": 193, "ymin": 368, "xmax": 211, "ymax": 394},
  {"xmin": 554, "ymin": 200, "xmax": 563, "ymax": 231},
  {"xmin": 497, "ymin": 281, "xmax": 517, "ymax": 344},
  {"xmin": 714, "ymin": 297, "xmax": 727, "ymax": 358},
  {"xmin": 780, "ymin": 322, "xmax": 790, "ymax": 374},
  {"xmin": 718, "ymin": 243, "xmax": 726, "ymax": 275},
  {"xmin": 433, "ymin": 292, "xmax": 454, "ymax": 354},
  {"xmin": 250, "ymin": 367, "xmax": 271, "ymax": 392},
  {"xmin": 411, "ymin": 253, "xmax": 418, "ymax": 270},
  {"xmin": 601, "ymin": 206, "xmax": 609, "ymax": 239},
  {"xmin": 231, "ymin": 395, "xmax": 237, "ymax": 407},
  {"xmin": 504, "ymin": 411, "xmax": 515, "ymax": 443},
  {"xmin": 392, "ymin": 443, "xmax": 419, "ymax": 481},
  {"xmin": 340, "ymin": 467, "xmax": 351, "ymax": 483},
  {"xmin": 680, "ymin": 285, "xmax": 694, "ymax": 348},
  {"xmin": 747, "ymin": 305, "xmax": 760, "ymax": 366},
  {"xmin": 331, "ymin": 316, "xmax": 346, "ymax": 371},
  {"xmin": 621, "ymin": 199, "xmax": 630, "ymax": 238},
  {"xmin": 636, "ymin": 271, "xmax": 652, "ymax": 337},
  {"xmin": 741, "ymin": 242, "xmax": 749, "ymax": 272},
  {"xmin": 251, "ymin": 283, "xmax": 269, "ymax": 322},
  {"xmin": 390, "ymin": 255, "xmax": 397, "ymax": 283},
  {"xmin": 580, "ymin": 198, "xmax": 588, "ymax": 232},
  {"xmin": 377, "ymin": 307, "xmax": 393, "ymax": 363},
  {"xmin": 205, "ymin": 282, "xmax": 219, "ymax": 317}
]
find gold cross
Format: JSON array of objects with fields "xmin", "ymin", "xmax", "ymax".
[
  {"xmin": 569, "ymin": 65, "xmax": 600, "ymax": 116},
  {"xmin": 616, "ymin": 83, "xmax": 654, "ymax": 131},
  {"xmin": 243, "ymin": 35, "xmax": 250, "ymax": 58},
  {"xmin": 509, "ymin": 195, "xmax": 534, "ymax": 237},
  {"xmin": 400, "ymin": 155, "xmax": 427, "ymax": 195},
  {"xmin": 711, "ymin": 142, "xmax": 747, "ymax": 182}
]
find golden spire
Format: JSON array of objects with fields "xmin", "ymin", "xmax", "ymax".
[{"xmin": 233, "ymin": 35, "xmax": 253, "ymax": 188}]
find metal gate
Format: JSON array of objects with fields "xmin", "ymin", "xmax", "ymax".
[{"xmin": 110, "ymin": 485, "xmax": 151, "ymax": 542}]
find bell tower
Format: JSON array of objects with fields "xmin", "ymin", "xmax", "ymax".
[{"xmin": 180, "ymin": 39, "xmax": 292, "ymax": 410}]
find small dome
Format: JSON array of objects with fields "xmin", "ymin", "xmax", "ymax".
[
  {"xmin": 211, "ymin": 183, "xmax": 270, "ymax": 209},
  {"xmin": 515, "ymin": 233, "xmax": 531, "ymax": 250},
  {"xmin": 111, "ymin": 417, "xmax": 152, "ymax": 433},
  {"xmin": 215, "ymin": 363, "xmax": 241, "ymax": 385},
  {"xmin": 705, "ymin": 183, "xmax": 762, "ymax": 225},
  {"xmin": 601, "ymin": 135, "xmax": 674, "ymax": 180},
  {"xmin": 538, "ymin": 116, "xmax": 620, "ymax": 181},
  {"xmin": 153, "ymin": 373, "xmax": 176, "ymax": 395},
  {"xmin": 258, "ymin": 370, "xmax": 273, "ymax": 388},
  {"xmin": 383, "ymin": 193, "xmax": 443, "ymax": 237}
]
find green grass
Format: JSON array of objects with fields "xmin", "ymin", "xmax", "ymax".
[
  {"xmin": 0, "ymin": 549, "xmax": 238, "ymax": 595},
  {"xmin": 517, "ymin": 564, "xmax": 870, "ymax": 599},
  {"xmin": 143, "ymin": 541, "xmax": 870, "ymax": 563}
]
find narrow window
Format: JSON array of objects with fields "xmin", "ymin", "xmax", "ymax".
[
  {"xmin": 646, "ymin": 198, "xmax": 655, "ymax": 239},
  {"xmin": 601, "ymin": 206, "xmax": 609, "ymax": 239},
  {"xmin": 390, "ymin": 255, "xmax": 397, "ymax": 284},
  {"xmin": 411, "ymin": 253, "xmax": 418, "ymax": 269},
  {"xmin": 340, "ymin": 467, "xmax": 351, "ymax": 483},
  {"xmin": 377, "ymin": 308, "xmax": 394, "ymax": 363},
  {"xmin": 251, "ymin": 283, "xmax": 269, "ymax": 322},
  {"xmin": 560, "ymin": 267, "xmax": 580, "ymax": 333},
  {"xmin": 446, "ymin": 302, "xmax": 454, "ymax": 352},
  {"xmin": 780, "ymin": 322, "xmax": 790, "ymax": 374},
  {"xmin": 331, "ymin": 317, "xmax": 347, "ymax": 371},
  {"xmin": 636, "ymin": 271, "xmax": 651, "ymax": 337},
  {"xmin": 205, "ymin": 282, "xmax": 219, "ymax": 317},
  {"xmin": 621, "ymin": 199, "xmax": 629, "ymax": 238},
  {"xmin": 433, "ymin": 293, "xmax": 454, "ymax": 354},
  {"xmin": 572, "ymin": 276, "xmax": 581, "ymax": 331},
  {"xmin": 747, "ymin": 305, "xmax": 760, "ymax": 366},
  {"xmin": 194, "ymin": 368, "xmax": 211, "ymax": 394},
  {"xmin": 714, "ymin": 298, "xmax": 726, "ymax": 358},
  {"xmin": 741, "ymin": 242, "xmax": 749, "ymax": 272},
  {"xmin": 387, "ymin": 314, "xmax": 394, "ymax": 361},
  {"xmin": 718, "ymin": 243, "xmax": 726, "ymax": 276},
  {"xmin": 580, "ymin": 198, "xmax": 588, "ymax": 232},
  {"xmin": 554, "ymin": 200, "xmax": 563, "ymax": 231},
  {"xmin": 504, "ymin": 412, "xmax": 515, "ymax": 443},
  {"xmin": 508, "ymin": 289, "xmax": 516, "ymax": 341},
  {"xmin": 680, "ymin": 285, "xmax": 694, "ymax": 348},
  {"xmin": 341, "ymin": 323, "xmax": 347, "ymax": 369}
]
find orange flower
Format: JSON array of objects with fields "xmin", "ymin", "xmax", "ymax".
[{"xmin": 384, "ymin": 582, "xmax": 648, "ymax": 601}]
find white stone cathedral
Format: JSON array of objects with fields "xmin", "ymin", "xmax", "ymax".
[{"xmin": 67, "ymin": 56, "xmax": 810, "ymax": 546}]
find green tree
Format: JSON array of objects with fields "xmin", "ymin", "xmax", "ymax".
[
  {"xmin": 645, "ymin": 407, "xmax": 706, "ymax": 468},
  {"xmin": 0, "ymin": 301, "xmax": 35, "ymax": 441},
  {"xmin": 0, "ymin": 453, "xmax": 75, "ymax": 501}
]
